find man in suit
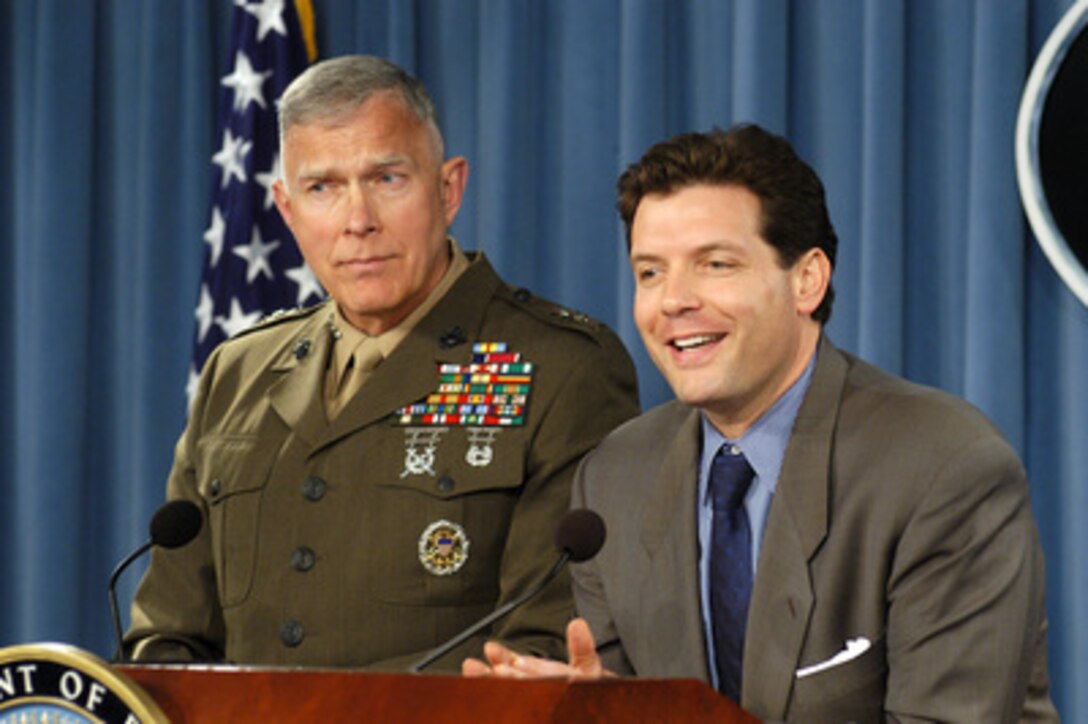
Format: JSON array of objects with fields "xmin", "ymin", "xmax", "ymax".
[
  {"xmin": 463, "ymin": 125, "xmax": 1057, "ymax": 721},
  {"xmin": 124, "ymin": 55, "xmax": 639, "ymax": 670}
]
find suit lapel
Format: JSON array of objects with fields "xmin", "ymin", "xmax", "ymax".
[
  {"xmin": 638, "ymin": 406, "xmax": 710, "ymax": 680},
  {"xmin": 743, "ymin": 337, "xmax": 847, "ymax": 718}
]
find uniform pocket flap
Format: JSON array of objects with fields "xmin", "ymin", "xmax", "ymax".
[{"xmin": 196, "ymin": 436, "xmax": 275, "ymax": 502}]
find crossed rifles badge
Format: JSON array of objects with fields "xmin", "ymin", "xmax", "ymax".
[{"xmin": 395, "ymin": 342, "xmax": 532, "ymax": 477}]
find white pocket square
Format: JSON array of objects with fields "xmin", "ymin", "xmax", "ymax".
[{"xmin": 795, "ymin": 637, "xmax": 872, "ymax": 678}]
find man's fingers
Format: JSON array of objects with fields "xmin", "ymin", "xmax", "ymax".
[
  {"xmin": 462, "ymin": 624, "xmax": 610, "ymax": 681},
  {"xmin": 483, "ymin": 640, "xmax": 517, "ymax": 666},
  {"xmin": 461, "ymin": 657, "xmax": 493, "ymax": 677},
  {"xmin": 566, "ymin": 619, "xmax": 597, "ymax": 660},
  {"xmin": 565, "ymin": 618, "xmax": 604, "ymax": 678}
]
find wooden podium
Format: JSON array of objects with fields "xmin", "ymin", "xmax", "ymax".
[{"xmin": 119, "ymin": 664, "xmax": 759, "ymax": 722}]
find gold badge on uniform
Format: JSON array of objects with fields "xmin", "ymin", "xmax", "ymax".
[{"xmin": 418, "ymin": 519, "xmax": 470, "ymax": 576}]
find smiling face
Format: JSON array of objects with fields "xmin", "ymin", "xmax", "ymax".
[
  {"xmin": 630, "ymin": 183, "xmax": 829, "ymax": 437},
  {"xmin": 273, "ymin": 91, "xmax": 467, "ymax": 335}
]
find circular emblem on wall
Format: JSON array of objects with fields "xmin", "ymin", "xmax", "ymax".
[
  {"xmin": 0, "ymin": 642, "xmax": 167, "ymax": 723},
  {"xmin": 1017, "ymin": 2, "xmax": 1088, "ymax": 306},
  {"xmin": 418, "ymin": 519, "xmax": 470, "ymax": 576}
]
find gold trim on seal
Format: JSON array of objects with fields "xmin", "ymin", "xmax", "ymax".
[{"xmin": 0, "ymin": 642, "xmax": 168, "ymax": 723}]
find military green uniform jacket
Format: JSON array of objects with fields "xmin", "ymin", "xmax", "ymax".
[{"xmin": 126, "ymin": 253, "xmax": 639, "ymax": 671}]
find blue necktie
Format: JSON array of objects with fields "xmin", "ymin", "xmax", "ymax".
[{"xmin": 709, "ymin": 444, "xmax": 755, "ymax": 702}]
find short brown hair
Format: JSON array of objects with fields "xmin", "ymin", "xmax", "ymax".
[{"xmin": 617, "ymin": 124, "xmax": 837, "ymax": 323}]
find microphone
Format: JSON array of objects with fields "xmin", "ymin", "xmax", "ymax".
[
  {"xmin": 109, "ymin": 499, "xmax": 203, "ymax": 661},
  {"xmin": 407, "ymin": 508, "xmax": 606, "ymax": 673}
]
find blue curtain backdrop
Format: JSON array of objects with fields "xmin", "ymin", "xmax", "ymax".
[{"xmin": 1, "ymin": 0, "xmax": 1084, "ymax": 717}]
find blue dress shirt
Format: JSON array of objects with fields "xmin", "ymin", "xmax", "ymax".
[{"xmin": 697, "ymin": 352, "xmax": 816, "ymax": 689}]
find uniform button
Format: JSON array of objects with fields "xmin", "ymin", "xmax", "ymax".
[
  {"xmin": 514, "ymin": 288, "xmax": 531, "ymax": 302},
  {"xmin": 301, "ymin": 476, "xmax": 326, "ymax": 502},
  {"xmin": 280, "ymin": 620, "xmax": 305, "ymax": 647},
  {"xmin": 292, "ymin": 546, "xmax": 316, "ymax": 572},
  {"xmin": 436, "ymin": 476, "xmax": 455, "ymax": 493},
  {"xmin": 209, "ymin": 479, "xmax": 222, "ymax": 497},
  {"xmin": 293, "ymin": 339, "xmax": 312, "ymax": 360}
]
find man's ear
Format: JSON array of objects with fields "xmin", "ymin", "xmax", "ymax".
[
  {"xmin": 440, "ymin": 156, "xmax": 469, "ymax": 226},
  {"xmin": 793, "ymin": 248, "xmax": 832, "ymax": 316},
  {"xmin": 272, "ymin": 178, "xmax": 294, "ymax": 228}
]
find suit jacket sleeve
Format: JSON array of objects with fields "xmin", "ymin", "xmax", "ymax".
[
  {"xmin": 882, "ymin": 433, "xmax": 1048, "ymax": 722},
  {"xmin": 569, "ymin": 450, "xmax": 637, "ymax": 676}
]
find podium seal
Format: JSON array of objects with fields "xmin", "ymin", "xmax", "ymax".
[{"xmin": 0, "ymin": 642, "xmax": 166, "ymax": 723}]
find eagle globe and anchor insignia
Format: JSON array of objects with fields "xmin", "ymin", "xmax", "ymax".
[{"xmin": 418, "ymin": 520, "xmax": 470, "ymax": 576}]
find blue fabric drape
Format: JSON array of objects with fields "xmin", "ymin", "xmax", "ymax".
[{"xmin": 1, "ymin": 1, "xmax": 1084, "ymax": 718}]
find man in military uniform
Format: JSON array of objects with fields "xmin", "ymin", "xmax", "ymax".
[{"xmin": 124, "ymin": 55, "xmax": 639, "ymax": 671}]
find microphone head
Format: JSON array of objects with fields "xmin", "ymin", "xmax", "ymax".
[
  {"xmin": 149, "ymin": 500, "xmax": 203, "ymax": 549},
  {"xmin": 554, "ymin": 509, "xmax": 606, "ymax": 563}
]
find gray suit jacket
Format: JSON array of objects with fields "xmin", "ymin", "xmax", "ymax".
[{"xmin": 572, "ymin": 338, "xmax": 1056, "ymax": 722}]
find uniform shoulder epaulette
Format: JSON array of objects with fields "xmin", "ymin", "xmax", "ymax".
[
  {"xmin": 499, "ymin": 285, "xmax": 606, "ymax": 337},
  {"xmin": 232, "ymin": 302, "xmax": 326, "ymax": 341}
]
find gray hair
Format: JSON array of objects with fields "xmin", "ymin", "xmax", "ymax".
[{"xmin": 278, "ymin": 55, "xmax": 443, "ymax": 155}]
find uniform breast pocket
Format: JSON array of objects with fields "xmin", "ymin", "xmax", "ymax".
[
  {"xmin": 373, "ymin": 430, "xmax": 526, "ymax": 607},
  {"xmin": 196, "ymin": 436, "xmax": 275, "ymax": 608}
]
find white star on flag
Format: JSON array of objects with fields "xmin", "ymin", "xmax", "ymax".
[
  {"xmin": 285, "ymin": 262, "xmax": 324, "ymax": 305},
  {"xmin": 221, "ymin": 51, "xmax": 273, "ymax": 111},
  {"xmin": 216, "ymin": 298, "xmax": 264, "ymax": 339},
  {"xmin": 195, "ymin": 285, "xmax": 215, "ymax": 342},
  {"xmin": 254, "ymin": 152, "xmax": 282, "ymax": 210},
  {"xmin": 186, "ymin": 367, "xmax": 201, "ymax": 412},
  {"xmin": 203, "ymin": 207, "xmax": 226, "ymax": 265},
  {"xmin": 190, "ymin": 0, "xmax": 314, "ymax": 408},
  {"xmin": 233, "ymin": 227, "xmax": 281, "ymax": 282},
  {"xmin": 212, "ymin": 129, "xmax": 252, "ymax": 188},
  {"xmin": 243, "ymin": 0, "xmax": 288, "ymax": 42}
]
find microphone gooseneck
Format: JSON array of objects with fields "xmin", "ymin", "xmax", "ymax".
[
  {"xmin": 109, "ymin": 500, "xmax": 203, "ymax": 661},
  {"xmin": 407, "ymin": 508, "xmax": 606, "ymax": 673}
]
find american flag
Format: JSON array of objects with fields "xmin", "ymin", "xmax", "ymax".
[{"xmin": 189, "ymin": 0, "xmax": 321, "ymax": 404}]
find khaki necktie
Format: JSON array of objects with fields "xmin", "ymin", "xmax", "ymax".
[{"xmin": 327, "ymin": 337, "xmax": 383, "ymax": 419}]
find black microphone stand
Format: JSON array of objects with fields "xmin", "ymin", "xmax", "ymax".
[
  {"xmin": 407, "ymin": 551, "xmax": 570, "ymax": 673},
  {"xmin": 108, "ymin": 539, "xmax": 152, "ymax": 662}
]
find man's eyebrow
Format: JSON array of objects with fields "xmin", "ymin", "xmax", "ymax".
[{"xmin": 630, "ymin": 240, "xmax": 745, "ymax": 263}]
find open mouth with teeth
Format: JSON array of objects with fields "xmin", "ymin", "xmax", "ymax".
[{"xmin": 671, "ymin": 334, "xmax": 725, "ymax": 351}]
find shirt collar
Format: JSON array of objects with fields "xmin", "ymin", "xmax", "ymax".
[
  {"xmin": 699, "ymin": 348, "xmax": 819, "ymax": 502},
  {"xmin": 329, "ymin": 237, "xmax": 470, "ymax": 372}
]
